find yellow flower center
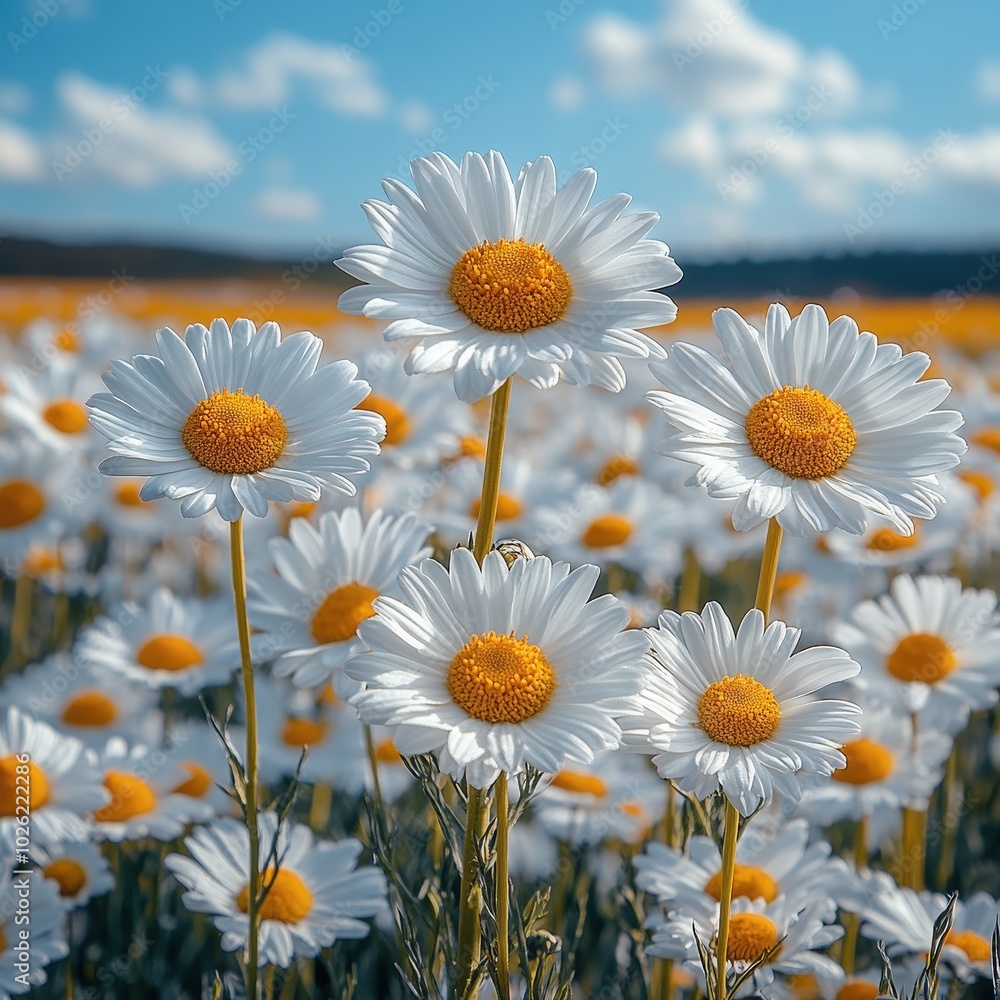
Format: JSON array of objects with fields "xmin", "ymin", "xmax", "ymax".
[
  {"xmin": 0, "ymin": 757, "xmax": 50, "ymax": 815},
  {"xmin": 833, "ymin": 738, "xmax": 895, "ymax": 785},
  {"xmin": 135, "ymin": 634, "xmax": 204, "ymax": 673},
  {"xmin": 60, "ymin": 691, "xmax": 119, "ymax": 728},
  {"xmin": 356, "ymin": 394, "xmax": 409, "ymax": 446},
  {"xmin": 704, "ymin": 863, "xmax": 778, "ymax": 904},
  {"xmin": 745, "ymin": 386, "xmax": 857, "ymax": 480},
  {"xmin": 375, "ymin": 738, "xmax": 403, "ymax": 764},
  {"xmin": 94, "ymin": 770, "xmax": 157, "ymax": 823},
  {"xmin": 449, "ymin": 238, "xmax": 573, "ymax": 334},
  {"xmin": 945, "ymin": 929, "xmax": 991, "ymax": 963},
  {"xmin": 972, "ymin": 427, "xmax": 1000, "ymax": 455},
  {"xmin": 866, "ymin": 525, "xmax": 918, "ymax": 552},
  {"xmin": 959, "ymin": 469, "xmax": 995, "ymax": 501},
  {"xmin": 596, "ymin": 456, "xmax": 640, "ymax": 486},
  {"xmin": 447, "ymin": 630, "xmax": 557, "ymax": 724},
  {"xmin": 468, "ymin": 492, "xmax": 522, "ymax": 522},
  {"xmin": 44, "ymin": 858, "xmax": 88, "ymax": 898},
  {"xmin": 310, "ymin": 582, "xmax": 379, "ymax": 645},
  {"xmin": 281, "ymin": 717, "xmax": 327, "ymax": 747},
  {"xmin": 114, "ymin": 482, "xmax": 148, "ymax": 508},
  {"xmin": 43, "ymin": 398, "xmax": 89, "ymax": 435},
  {"xmin": 55, "ymin": 329, "xmax": 79, "ymax": 352},
  {"xmin": 181, "ymin": 388, "xmax": 288, "ymax": 475},
  {"xmin": 0, "ymin": 480, "xmax": 46, "ymax": 529},
  {"xmin": 238, "ymin": 867, "xmax": 313, "ymax": 924},
  {"xmin": 698, "ymin": 675, "xmax": 781, "ymax": 747},
  {"xmin": 458, "ymin": 436, "xmax": 486, "ymax": 460},
  {"xmin": 773, "ymin": 571, "xmax": 806, "ymax": 604},
  {"xmin": 581, "ymin": 514, "xmax": 633, "ymax": 549},
  {"xmin": 885, "ymin": 633, "xmax": 956, "ymax": 684},
  {"xmin": 550, "ymin": 770, "xmax": 608, "ymax": 798},
  {"xmin": 835, "ymin": 982, "xmax": 880, "ymax": 1000},
  {"xmin": 172, "ymin": 762, "xmax": 214, "ymax": 798},
  {"xmin": 788, "ymin": 974, "xmax": 820, "ymax": 998},
  {"xmin": 723, "ymin": 912, "xmax": 780, "ymax": 963},
  {"xmin": 22, "ymin": 546, "xmax": 62, "ymax": 577}
]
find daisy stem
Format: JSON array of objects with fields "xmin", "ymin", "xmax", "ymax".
[
  {"xmin": 678, "ymin": 546, "xmax": 701, "ymax": 612},
  {"xmin": 230, "ymin": 517, "xmax": 261, "ymax": 1000},
  {"xmin": 2, "ymin": 572, "xmax": 33, "ymax": 674},
  {"xmin": 840, "ymin": 815, "xmax": 868, "ymax": 975},
  {"xmin": 714, "ymin": 800, "xmax": 740, "ymax": 1000},
  {"xmin": 365, "ymin": 725, "xmax": 384, "ymax": 808},
  {"xmin": 495, "ymin": 771, "xmax": 511, "ymax": 1000},
  {"xmin": 934, "ymin": 746, "xmax": 960, "ymax": 889},
  {"xmin": 753, "ymin": 519, "xmax": 784, "ymax": 620},
  {"xmin": 471, "ymin": 377, "xmax": 512, "ymax": 564}
]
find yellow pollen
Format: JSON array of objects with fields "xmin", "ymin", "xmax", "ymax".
[
  {"xmin": 54, "ymin": 329, "xmax": 79, "ymax": 352},
  {"xmin": 959, "ymin": 469, "xmax": 995, "ymax": 501},
  {"xmin": 459, "ymin": 436, "xmax": 486, "ymax": 460},
  {"xmin": 468, "ymin": 492, "xmax": 522, "ymax": 522},
  {"xmin": 310, "ymin": 582, "xmax": 379, "ymax": 645},
  {"xmin": 284, "ymin": 500, "xmax": 316, "ymax": 523},
  {"xmin": 172, "ymin": 762, "xmax": 214, "ymax": 798},
  {"xmin": 447, "ymin": 630, "xmax": 557, "ymax": 724},
  {"xmin": 375, "ymin": 738, "xmax": 403, "ymax": 764},
  {"xmin": 0, "ymin": 757, "xmax": 50, "ymax": 815},
  {"xmin": 94, "ymin": 771, "xmax": 157, "ymax": 823},
  {"xmin": 22, "ymin": 546, "xmax": 62, "ymax": 577},
  {"xmin": 44, "ymin": 858, "xmax": 88, "ymax": 898},
  {"xmin": 945, "ymin": 929, "xmax": 991, "ymax": 963},
  {"xmin": 43, "ymin": 398, "xmax": 89, "ymax": 435},
  {"xmin": 60, "ymin": 691, "xmax": 118, "ymax": 728},
  {"xmin": 135, "ymin": 634, "xmax": 203, "ymax": 673},
  {"xmin": 866, "ymin": 525, "xmax": 918, "ymax": 552},
  {"xmin": 114, "ymin": 482, "xmax": 147, "ymax": 508},
  {"xmin": 281, "ymin": 717, "xmax": 327, "ymax": 747},
  {"xmin": 317, "ymin": 683, "xmax": 340, "ymax": 706},
  {"xmin": 833, "ymin": 738, "xmax": 895, "ymax": 785},
  {"xmin": 773, "ymin": 571, "xmax": 806, "ymax": 603},
  {"xmin": 596, "ymin": 455, "xmax": 640, "ymax": 486},
  {"xmin": 723, "ymin": 912, "xmax": 780, "ymax": 963},
  {"xmin": 698, "ymin": 675, "xmax": 781, "ymax": 747},
  {"xmin": 0, "ymin": 480, "xmax": 46, "ymax": 529},
  {"xmin": 745, "ymin": 385, "xmax": 857, "ymax": 480},
  {"xmin": 886, "ymin": 633, "xmax": 956, "ymax": 685},
  {"xmin": 238, "ymin": 867, "xmax": 313, "ymax": 924},
  {"xmin": 449, "ymin": 237, "xmax": 573, "ymax": 333},
  {"xmin": 704, "ymin": 863, "xmax": 778, "ymax": 904},
  {"xmin": 357, "ymin": 394, "xmax": 410, "ymax": 446},
  {"xmin": 620, "ymin": 801, "xmax": 645, "ymax": 820},
  {"xmin": 181, "ymin": 388, "xmax": 288, "ymax": 475},
  {"xmin": 835, "ymin": 983, "xmax": 881, "ymax": 1000},
  {"xmin": 581, "ymin": 514, "xmax": 633, "ymax": 549},
  {"xmin": 972, "ymin": 427, "xmax": 1000, "ymax": 455},
  {"xmin": 788, "ymin": 974, "xmax": 820, "ymax": 999},
  {"xmin": 550, "ymin": 770, "xmax": 608, "ymax": 798}
]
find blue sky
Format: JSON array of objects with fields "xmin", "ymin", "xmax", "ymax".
[{"xmin": 1, "ymin": 0, "xmax": 998, "ymax": 261}]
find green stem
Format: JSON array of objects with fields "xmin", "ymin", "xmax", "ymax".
[
  {"xmin": 935, "ymin": 746, "xmax": 959, "ymax": 889},
  {"xmin": 753, "ymin": 519, "xmax": 783, "ymax": 620},
  {"xmin": 2, "ymin": 573, "xmax": 33, "ymax": 675},
  {"xmin": 677, "ymin": 546, "xmax": 701, "ymax": 612},
  {"xmin": 471, "ymin": 378, "xmax": 512, "ymax": 565},
  {"xmin": 840, "ymin": 815, "xmax": 867, "ymax": 975},
  {"xmin": 714, "ymin": 801, "xmax": 740, "ymax": 1000},
  {"xmin": 495, "ymin": 772, "xmax": 511, "ymax": 1000},
  {"xmin": 365, "ymin": 725, "xmax": 384, "ymax": 808},
  {"xmin": 231, "ymin": 518, "xmax": 261, "ymax": 999}
]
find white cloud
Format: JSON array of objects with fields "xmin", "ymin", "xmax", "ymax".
[
  {"xmin": 54, "ymin": 72, "xmax": 233, "ymax": 187},
  {"xmin": 550, "ymin": 76, "xmax": 586, "ymax": 112},
  {"xmin": 398, "ymin": 100, "xmax": 432, "ymax": 133},
  {"xmin": 204, "ymin": 34, "xmax": 388, "ymax": 117},
  {"xmin": 976, "ymin": 60, "xmax": 1000, "ymax": 102},
  {"xmin": 0, "ymin": 82, "xmax": 31, "ymax": 115},
  {"xmin": 253, "ymin": 188, "xmax": 322, "ymax": 222},
  {"xmin": 0, "ymin": 118, "xmax": 43, "ymax": 181}
]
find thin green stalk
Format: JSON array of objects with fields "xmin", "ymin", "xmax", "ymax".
[
  {"xmin": 753, "ymin": 519, "xmax": 783, "ymax": 620},
  {"xmin": 231, "ymin": 517, "xmax": 261, "ymax": 999},
  {"xmin": 714, "ymin": 801, "xmax": 740, "ymax": 1000},
  {"xmin": 678, "ymin": 546, "xmax": 702, "ymax": 612},
  {"xmin": 840, "ymin": 815, "xmax": 868, "ymax": 974},
  {"xmin": 495, "ymin": 772, "xmax": 511, "ymax": 1000},
  {"xmin": 2, "ymin": 573, "xmax": 33, "ymax": 674}
]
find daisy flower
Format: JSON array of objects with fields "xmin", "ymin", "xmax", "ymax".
[
  {"xmin": 337, "ymin": 150, "xmax": 682, "ymax": 402},
  {"xmin": 75, "ymin": 587, "xmax": 239, "ymax": 695},
  {"xmin": 34, "ymin": 839, "xmax": 116, "ymax": 908},
  {"xmin": 627, "ymin": 603, "xmax": 861, "ymax": 816},
  {"xmin": 167, "ymin": 719, "xmax": 246, "ymax": 817},
  {"xmin": 0, "ymin": 707, "xmax": 107, "ymax": 850},
  {"xmin": 834, "ymin": 574, "xmax": 1000, "ymax": 722},
  {"xmin": 165, "ymin": 812, "xmax": 388, "ymax": 967},
  {"xmin": 0, "ymin": 870, "xmax": 69, "ymax": 996},
  {"xmin": 87, "ymin": 317, "xmax": 385, "ymax": 521},
  {"xmin": 346, "ymin": 547, "xmax": 649, "ymax": 788},
  {"xmin": 647, "ymin": 302, "xmax": 967, "ymax": 536},
  {"xmin": 249, "ymin": 508, "xmax": 432, "ymax": 692}
]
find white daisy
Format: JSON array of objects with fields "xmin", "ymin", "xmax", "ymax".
[
  {"xmin": 249, "ymin": 507, "xmax": 432, "ymax": 692},
  {"xmin": 33, "ymin": 838, "xmax": 116, "ymax": 908},
  {"xmin": 164, "ymin": 812, "xmax": 388, "ymax": 967},
  {"xmin": 627, "ymin": 603, "xmax": 861, "ymax": 816},
  {"xmin": 834, "ymin": 574, "xmax": 1000, "ymax": 722},
  {"xmin": 346, "ymin": 547, "xmax": 649, "ymax": 788},
  {"xmin": 166, "ymin": 719, "xmax": 246, "ymax": 817},
  {"xmin": 647, "ymin": 302, "xmax": 967, "ymax": 536},
  {"xmin": 337, "ymin": 150, "xmax": 681, "ymax": 402},
  {"xmin": 75, "ymin": 587, "xmax": 239, "ymax": 695},
  {"xmin": 0, "ymin": 869, "xmax": 69, "ymax": 996},
  {"xmin": 87, "ymin": 317, "xmax": 385, "ymax": 521},
  {"xmin": 0, "ymin": 707, "xmax": 107, "ymax": 850}
]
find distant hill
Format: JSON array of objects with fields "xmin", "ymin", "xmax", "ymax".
[{"xmin": 0, "ymin": 234, "xmax": 996, "ymax": 299}]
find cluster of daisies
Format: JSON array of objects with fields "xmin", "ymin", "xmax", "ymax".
[{"xmin": 0, "ymin": 149, "xmax": 997, "ymax": 1000}]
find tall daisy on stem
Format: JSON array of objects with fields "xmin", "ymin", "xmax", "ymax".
[
  {"xmin": 339, "ymin": 149, "xmax": 680, "ymax": 999},
  {"xmin": 88, "ymin": 317, "xmax": 384, "ymax": 998}
]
